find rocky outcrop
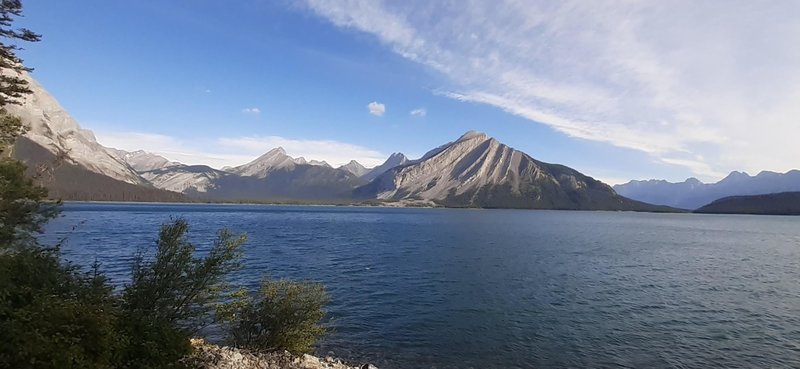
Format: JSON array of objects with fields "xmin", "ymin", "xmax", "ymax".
[{"xmin": 186, "ymin": 339, "xmax": 377, "ymax": 369}]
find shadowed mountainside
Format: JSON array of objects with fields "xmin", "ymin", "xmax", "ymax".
[
  {"xmin": 12, "ymin": 137, "xmax": 188, "ymax": 202},
  {"xmin": 694, "ymin": 192, "xmax": 800, "ymax": 215}
]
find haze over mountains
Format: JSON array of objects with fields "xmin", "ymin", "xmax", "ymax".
[
  {"xmin": 7, "ymin": 73, "xmax": 796, "ymax": 212},
  {"xmin": 614, "ymin": 171, "xmax": 800, "ymax": 210}
]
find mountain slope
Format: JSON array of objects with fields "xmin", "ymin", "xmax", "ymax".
[
  {"xmin": 614, "ymin": 170, "xmax": 800, "ymax": 209},
  {"xmin": 204, "ymin": 164, "xmax": 364, "ymax": 201},
  {"xmin": 339, "ymin": 160, "xmax": 369, "ymax": 177},
  {"xmin": 356, "ymin": 131, "xmax": 673, "ymax": 211},
  {"xmin": 139, "ymin": 165, "xmax": 228, "ymax": 194},
  {"xmin": 147, "ymin": 147, "xmax": 367, "ymax": 201},
  {"xmin": 12, "ymin": 137, "xmax": 188, "ymax": 202},
  {"xmin": 108, "ymin": 148, "xmax": 180, "ymax": 172},
  {"xmin": 4, "ymin": 72, "xmax": 144, "ymax": 184},
  {"xmin": 361, "ymin": 153, "xmax": 408, "ymax": 182},
  {"xmin": 230, "ymin": 147, "xmax": 298, "ymax": 177},
  {"xmin": 694, "ymin": 192, "xmax": 800, "ymax": 215}
]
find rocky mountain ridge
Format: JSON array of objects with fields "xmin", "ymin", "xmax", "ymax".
[
  {"xmin": 356, "ymin": 131, "xmax": 670, "ymax": 211},
  {"xmin": 8, "ymin": 73, "xmax": 676, "ymax": 210},
  {"xmin": 614, "ymin": 170, "xmax": 800, "ymax": 209},
  {"xmin": 4, "ymin": 73, "xmax": 145, "ymax": 185}
]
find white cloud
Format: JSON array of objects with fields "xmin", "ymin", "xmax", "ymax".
[
  {"xmin": 96, "ymin": 131, "xmax": 386, "ymax": 168},
  {"xmin": 242, "ymin": 107, "xmax": 261, "ymax": 114},
  {"xmin": 410, "ymin": 108, "xmax": 426, "ymax": 117},
  {"xmin": 218, "ymin": 136, "xmax": 386, "ymax": 167},
  {"xmin": 304, "ymin": 1, "xmax": 800, "ymax": 181},
  {"xmin": 367, "ymin": 101, "xmax": 385, "ymax": 116}
]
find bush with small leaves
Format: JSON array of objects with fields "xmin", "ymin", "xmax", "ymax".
[
  {"xmin": 114, "ymin": 218, "xmax": 247, "ymax": 369},
  {"xmin": 226, "ymin": 279, "xmax": 330, "ymax": 355},
  {"xmin": 0, "ymin": 249, "xmax": 118, "ymax": 369}
]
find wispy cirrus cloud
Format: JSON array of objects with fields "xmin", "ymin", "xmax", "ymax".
[
  {"xmin": 96, "ymin": 131, "xmax": 386, "ymax": 168},
  {"xmin": 303, "ymin": 0, "xmax": 800, "ymax": 181},
  {"xmin": 242, "ymin": 107, "xmax": 261, "ymax": 114}
]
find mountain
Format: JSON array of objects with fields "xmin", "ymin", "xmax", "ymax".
[
  {"xmin": 614, "ymin": 170, "xmax": 800, "ymax": 209},
  {"xmin": 108, "ymin": 148, "xmax": 180, "ymax": 172},
  {"xmin": 355, "ymin": 131, "xmax": 673, "ymax": 211},
  {"xmin": 4, "ymin": 73, "xmax": 144, "ymax": 184},
  {"xmin": 307, "ymin": 159, "xmax": 331, "ymax": 167},
  {"xmin": 139, "ymin": 165, "xmax": 228, "ymax": 194},
  {"xmin": 148, "ymin": 147, "xmax": 366, "ymax": 201},
  {"xmin": 339, "ymin": 160, "xmax": 369, "ymax": 177},
  {"xmin": 13, "ymin": 137, "xmax": 188, "ymax": 202},
  {"xmin": 5, "ymin": 73, "xmax": 186, "ymax": 202},
  {"xmin": 230, "ymin": 147, "xmax": 298, "ymax": 177},
  {"xmin": 361, "ymin": 153, "xmax": 408, "ymax": 182},
  {"xmin": 695, "ymin": 192, "xmax": 800, "ymax": 215}
]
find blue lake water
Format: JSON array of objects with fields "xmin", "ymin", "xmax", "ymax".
[{"xmin": 42, "ymin": 203, "xmax": 800, "ymax": 368}]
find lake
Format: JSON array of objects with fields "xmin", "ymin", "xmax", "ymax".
[{"xmin": 42, "ymin": 203, "xmax": 800, "ymax": 369}]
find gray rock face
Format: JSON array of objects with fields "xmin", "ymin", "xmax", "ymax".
[
  {"xmin": 614, "ymin": 170, "xmax": 800, "ymax": 209},
  {"xmin": 355, "ymin": 131, "xmax": 667, "ymax": 211},
  {"xmin": 140, "ymin": 165, "xmax": 228, "ymax": 193},
  {"xmin": 339, "ymin": 160, "xmax": 369, "ymax": 177},
  {"xmin": 4, "ymin": 72, "xmax": 145, "ymax": 184},
  {"xmin": 108, "ymin": 148, "xmax": 180, "ymax": 172},
  {"xmin": 360, "ymin": 153, "xmax": 408, "ymax": 182},
  {"xmin": 231, "ymin": 147, "xmax": 298, "ymax": 178}
]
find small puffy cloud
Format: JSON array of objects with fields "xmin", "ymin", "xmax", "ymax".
[
  {"xmin": 242, "ymin": 107, "xmax": 261, "ymax": 114},
  {"xmin": 367, "ymin": 101, "xmax": 385, "ymax": 116},
  {"xmin": 410, "ymin": 108, "xmax": 426, "ymax": 117}
]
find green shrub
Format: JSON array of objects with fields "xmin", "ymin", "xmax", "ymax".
[
  {"xmin": 0, "ymin": 249, "xmax": 117, "ymax": 369},
  {"xmin": 114, "ymin": 218, "xmax": 246, "ymax": 369},
  {"xmin": 226, "ymin": 279, "xmax": 330, "ymax": 355}
]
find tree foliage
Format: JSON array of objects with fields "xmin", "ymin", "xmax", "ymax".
[
  {"xmin": 225, "ymin": 279, "xmax": 330, "ymax": 355},
  {"xmin": 115, "ymin": 219, "xmax": 247, "ymax": 369},
  {"xmin": 0, "ymin": 159, "xmax": 59, "ymax": 247},
  {"xmin": 0, "ymin": 248, "xmax": 118, "ymax": 369},
  {"xmin": 0, "ymin": 0, "xmax": 41, "ymax": 107}
]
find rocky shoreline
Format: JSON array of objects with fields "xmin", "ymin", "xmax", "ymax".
[{"xmin": 186, "ymin": 339, "xmax": 378, "ymax": 369}]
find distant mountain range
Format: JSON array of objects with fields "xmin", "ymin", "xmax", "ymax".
[
  {"xmin": 0, "ymin": 73, "xmax": 745, "ymax": 212},
  {"xmin": 695, "ymin": 192, "xmax": 800, "ymax": 215},
  {"xmin": 614, "ymin": 171, "xmax": 800, "ymax": 210}
]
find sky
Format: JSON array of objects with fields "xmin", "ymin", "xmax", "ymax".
[{"xmin": 15, "ymin": 0, "xmax": 800, "ymax": 184}]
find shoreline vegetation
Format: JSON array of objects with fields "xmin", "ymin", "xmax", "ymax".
[{"xmin": 0, "ymin": 4, "xmax": 376, "ymax": 368}]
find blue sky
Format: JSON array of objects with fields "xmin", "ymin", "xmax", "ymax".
[{"xmin": 16, "ymin": 1, "xmax": 800, "ymax": 184}]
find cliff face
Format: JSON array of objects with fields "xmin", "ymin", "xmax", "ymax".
[{"xmin": 4, "ymin": 72, "xmax": 145, "ymax": 185}]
